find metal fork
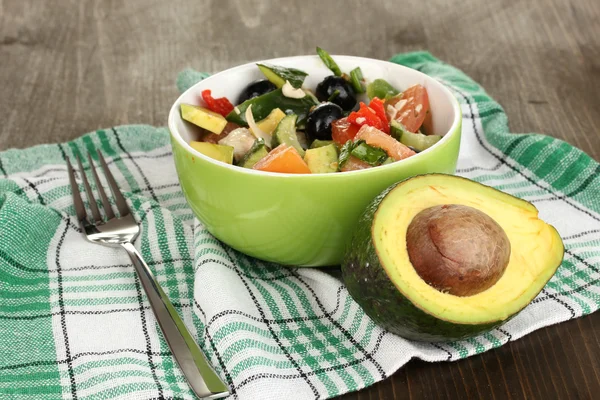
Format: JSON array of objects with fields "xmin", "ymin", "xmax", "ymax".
[{"xmin": 66, "ymin": 150, "xmax": 229, "ymax": 399}]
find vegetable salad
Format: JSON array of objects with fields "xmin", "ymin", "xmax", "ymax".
[{"xmin": 180, "ymin": 48, "xmax": 442, "ymax": 174}]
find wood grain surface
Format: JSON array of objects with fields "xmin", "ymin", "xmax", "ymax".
[{"xmin": 1, "ymin": 0, "xmax": 599, "ymax": 399}]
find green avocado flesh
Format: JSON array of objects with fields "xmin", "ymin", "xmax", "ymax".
[
  {"xmin": 341, "ymin": 174, "xmax": 564, "ymax": 341},
  {"xmin": 181, "ymin": 104, "xmax": 227, "ymax": 134},
  {"xmin": 304, "ymin": 144, "xmax": 338, "ymax": 173}
]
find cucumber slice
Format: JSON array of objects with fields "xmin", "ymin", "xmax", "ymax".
[
  {"xmin": 271, "ymin": 114, "xmax": 304, "ymax": 156},
  {"xmin": 390, "ymin": 119, "xmax": 408, "ymax": 141},
  {"xmin": 391, "ymin": 119, "xmax": 441, "ymax": 151},
  {"xmin": 401, "ymin": 132, "xmax": 442, "ymax": 152},
  {"xmin": 257, "ymin": 64, "xmax": 308, "ymax": 89},
  {"xmin": 239, "ymin": 139, "xmax": 269, "ymax": 169}
]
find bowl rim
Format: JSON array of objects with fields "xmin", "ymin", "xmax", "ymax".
[{"xmin": 168, "ymin": 54, "xmax": 462, "ymax": 178}]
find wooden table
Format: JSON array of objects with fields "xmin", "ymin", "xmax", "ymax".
[{"xmin": 1, "ymin": 0, "xmax": 598, "ymax": 398}]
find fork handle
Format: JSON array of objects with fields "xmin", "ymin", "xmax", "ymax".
[{"xmin": 121, "ymin": 242, "xmax": 229, "ymax": 399}]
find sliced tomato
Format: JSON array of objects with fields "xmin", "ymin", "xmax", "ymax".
[
  {"xmin": 388, "ymin": 84, "xmax": 429, "ymax": 133},
  {"xmin": 355, "ymin": 125, "xmax": 416, "ymax": 161},
  {"xmin": 340, "ymin": 156, "xmax": 372, "ymax": 172},
  {"xmin": 332, "ymin": 117, "xmax": 360, "ymax": 145}
]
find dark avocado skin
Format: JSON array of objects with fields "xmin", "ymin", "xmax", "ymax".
[{"xmin": 341, "ymin": 181, "xmax": 506, "ymax": 342}]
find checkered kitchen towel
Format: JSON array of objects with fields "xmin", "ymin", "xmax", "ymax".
[{"xmin": 1, "ymin": 52, "xmax": 599, "ymax": 400}]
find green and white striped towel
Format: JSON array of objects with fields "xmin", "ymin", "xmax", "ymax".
[{"xmin": 1, "ymin": 52, "xmax": 599, "ymax": 400}]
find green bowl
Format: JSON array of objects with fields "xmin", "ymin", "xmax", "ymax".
[{"xmin": 168, "ymin": 55, "xmax": 462, "ymax": 266}]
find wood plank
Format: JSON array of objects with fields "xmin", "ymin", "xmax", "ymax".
[
  {"xmin": 1, "ymin": 0, "xmax": 598, "ymax": 399},
  {"xmin": 1, "ymin": 0, "xmax": 598, "ymax": 159}
]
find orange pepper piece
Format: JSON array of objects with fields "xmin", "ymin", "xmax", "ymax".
[{"xmin": 253, "ymin": 144, "xmax": 311, "ymax": 174}]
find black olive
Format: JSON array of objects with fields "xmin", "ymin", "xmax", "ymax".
[
  {"xmin": 315, "ymin": 76, "xmax": 357, "ymax": 111},
  {"xmin": 305, "ymin": 102, "xmax": 344, "ymax": 141},
  {"xmin": 237, "ymin": 79, "xmax": 277, "ymax": 104}
]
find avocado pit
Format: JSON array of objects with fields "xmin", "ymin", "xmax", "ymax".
[{"xmin": 406, "ymin": 204, "xmax": 511, "ymax": 296}]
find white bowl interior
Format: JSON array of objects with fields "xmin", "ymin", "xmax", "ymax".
[{"xmin": 169, "ymin": 55, "xmax": 459, "ymax": 163}]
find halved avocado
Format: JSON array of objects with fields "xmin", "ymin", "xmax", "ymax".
[{"xmin": 341, "ymin": 173, "xmax": 564, "ymax": 342}]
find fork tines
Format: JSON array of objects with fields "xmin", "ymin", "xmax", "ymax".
[{"xmin": 66, "ymin": 150, "xmax": 131, "ymax": 225}]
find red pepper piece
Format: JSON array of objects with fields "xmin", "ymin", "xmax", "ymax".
[
  {"xmin": 348, "ymin": 102, "xmax": 385, "ymax": 132},
  {"xmin": 201, "ymin": 89, "xmax": 234, "ymax": 117},
  {"xmin": 368, "ymin": 97, "xmax": 390, "ymax": 134},
  {"xmin": 332, "ymin": 117, "xmax": 361, "ymax": 145}
]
